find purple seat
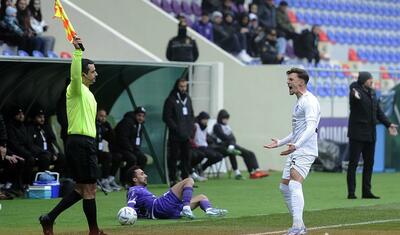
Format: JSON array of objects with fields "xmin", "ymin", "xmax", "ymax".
[
  {"xmin": 47, "ymin": 50, "xmax": 58, "ymax": 58},
  {"xmin": 151, "ymin": 0, "xmax": 162, "ymax": 7},
  {"xmin": 191, "ymin": 1, "xmax": 202, "ymax": 17},
  {"xmin": 32, "ymin": 50, "xmax": 44, "ymax": 57},
  {"xmin": 18, "ymin": 50, "xmax": 29, "ymax": 57},
  {"xmin": 2, "ymin": 49, "xmax": 15, "ymax": 56},
  {"xmin": 181, "ymin": 1, "xmax": 192, "ymax": 15},
  {"xmin": 161, "ymin": 0, "xmax": 172, "ymax": 13},
  {"xmin": 171, "ymin": 0, "xmax": 181, "ymax": 15}
]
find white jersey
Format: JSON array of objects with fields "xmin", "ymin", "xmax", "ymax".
[
  {"xmin": 290, "ymin": 91, "xmax": 321, "ymax": 156},
  {"xmin": 194, "ymin": 123, "xmax": 208, "ymax": 147}
]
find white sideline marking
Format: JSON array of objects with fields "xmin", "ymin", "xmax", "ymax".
[
  {"xmin": 244, "ymin": 218, "xmax": 400, "ymax": 235},
  {"xmin": 62, "ymin": 0, "xmax": 163, "ymax": 62}
]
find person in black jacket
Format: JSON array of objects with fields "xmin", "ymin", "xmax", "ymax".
[
  {"xmin": 347, "ymin": 72, "xmax": 398, "ymax": 199},
  {"xmin": 166, "ymin": 21, "xmax": 199, "ymax": 62},
  {"xmin": 213, "ymin": 109, "xmax": 269, "ymax": 180},
  {"xmin": 96, "ymin": 109, "xmax": 122, "ymax": 191},
  {"xmin": 28, "ymin": 108, "xmax": 66, "ymax": 176},
  {"xmin": 163, "ymin": 78, "xmax": 195, "ymax": 185},
  {"xmin": 115, "ymin": 107, "xmax": 147, "ymax": 185}
]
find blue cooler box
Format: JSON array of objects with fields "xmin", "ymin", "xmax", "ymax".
[{"xmin": 30, "ymin": 172, "xmax": 60, "ymax": 199}]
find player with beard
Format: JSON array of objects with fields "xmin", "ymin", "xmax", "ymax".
[{"xmin": 264, "ymin": 68, "xmax": 320, "ymax": 235}]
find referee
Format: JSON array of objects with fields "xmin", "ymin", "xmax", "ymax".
[{"xmin": 39, "ymin": 37, "xmax": 105, "ymax": 235}]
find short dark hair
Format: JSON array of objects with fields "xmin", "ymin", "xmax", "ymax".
[
  {"xmin": 286, "ymin": 68, "xmax": 309, "ymax": 84},
  {"xmin": 82, "ymin": 58, "xmax": 94, "ymax": 74},
  {"xmin": 126, "ymin": 166, "xmax": 141, "ymax": 185}
]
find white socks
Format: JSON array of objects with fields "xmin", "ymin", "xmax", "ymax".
[
  {"xmin": 288, "ymin": 180, "xmax": 304, "ymax": 228},
  {"xmin": 234, "ymin": 169, "xmax": 241, "ymax": 176},
  {"xmin": 279, "ymin": 183, "xmax": 292, "ymax": 214}
]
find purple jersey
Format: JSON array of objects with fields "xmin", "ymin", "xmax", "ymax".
[{"xmin": 127, "ymin": 186, "xmax": 183, "ymax": 219}]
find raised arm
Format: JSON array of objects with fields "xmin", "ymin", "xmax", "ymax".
[{"xmin": 68, "ymin": 37, "xmax": 83, "ymax": 96}]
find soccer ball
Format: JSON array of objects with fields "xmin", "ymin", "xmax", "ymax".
[{"xmin": 117, "ymin": 207, "xmax": 137, "ymax": 225}]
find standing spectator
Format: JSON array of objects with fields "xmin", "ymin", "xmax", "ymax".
[
  {"xmin": 247, "ymin": 13, "xmax": 262, "ymax": 57},
  {"xmin": 15, "ymin": 0, "xmax": 43, "ymax": 55},
  {"xmin": 347, "ymin": 72, "xmax": 398, "ymax": 199},
  {"xmin": 166, "ymin": 22, "xmax": 199, "ymax": 62},
  {"xmin": 276, "ymin": 1, "xmax": 296, "ymax": 40},
  {"xmin": 191, "ymin": 111, "xmax": 223, "ymax": 181},
  {"xmin": 28, "ymin": 108, "xmax": 66, "ymax": 176},
  {"xmin": 163, "ymin": 78, "xmax": 194, "ymax": 186},
  {"xmin": 257, "ymin": 0, "xmax": 276, "ymax": 30},
  {"xmin": 259, "ymin": 28, "xmax": 283, "ymax": 64},
  {"xmin": 193, "ymin": 11, "xmax": 214, "ymax": 42},
  {"xmin": 114, "ymin": 107, "xmax": 147, "ymax": 185},
  {"xmin": 39, "ymin": 36, "xmax": 106, "ymax": 235},
  {"xmin": 213, "ymin": 109, "xmax": 269, "ymax": 179},
  {"xmin": 28, "ymin": 0, "xmax": 55, "ymax": 56},
  {"xmin": 294, "ymin": 25, "xmax": 321, "ymax": 65},
  {"xmin": 95, "ymin": 109, "xmax": 122, "ymax": 192}
]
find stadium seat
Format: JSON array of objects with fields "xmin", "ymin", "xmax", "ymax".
[
  {"xmin": 171, "ymin": 0, "xmax": 182, "ymax": 15},
  {"xmin": 333, "ymin": 64, "xmax": 345, "ymax": 79},
  {"xmin": 60, "ymin": 51, "xmax": 72, "ymax": 58},
  {"xmin": 191, "ymin": 1, "xmax": 201, "ymax": 17},
  {"xmin": 348, "ymin": 48, "xmax": 359, "ymax": 61},
  {"xmin": 181, "ymin": 0, "xmax": 192, "ymax": 15},
  {"xmin": 151, "ymin": 0, "xmax": 162, "ymax": 7},
  {"xmin": 161, "ymin": 0, "xmax": 173, "ymax": 14},
  {"xmin": 18, "ymin": 50, "xmax": 29, "ymax": 57},
  {"xmin": 287, "ymin": 10, "xmax": 297, "ymax": 23},
  {"xmin": 32, "ymin": 50, "xmax": 44, "ymax": 58},
  {"xmin": 47, "ymin": 50, "xmax": 58, "ymax": 58},
  {"xmin": 2, "ymin": 49, "xmax": 15, "ymax": 56}
]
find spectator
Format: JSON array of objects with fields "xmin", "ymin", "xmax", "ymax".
[
  {"xmin": 201, "ymin": 0, "xmax": 222, "ymax": 14},
  {"xmin": 163, "ymin": 78, "xmax": 194, "ymax": 186},
  {"xmin": 28, "ymin": 0, "xmax": 55, "ymax": 56},
  {"xmin": 166, "ymin": 22, "xmax": 199, "ymax": 62},
  {"xmin": 248, "ymin": 3, "xmax": 258, "ymax": 15},
  {"xmin": 95, "ymin": 109, "xmax": 122, "ymax": 192},
  {"xmin": 191, "ymin": 111, "xmax": 223, "ymax": 181},
  {"xmin": 6, "ymin": 107, "xmax": 36, "ymax": 186},
  {"xmin": 257, "ymin": 0, "xmax": 276, "ymax": 30},
  {"xmin": 276, "ymin": 1, "xmax": 296, "ymax": 40},
  {"xmin": 219, "ymin": 0, "xmax": 238, "ymax": 20},
  {"xmin": 259, "ymin": 28, "xmax": 283, "ymax": 64},
  {"xmin": 2, "ymin": 3, "xmax": 24, "ymax": 37},
  {"xmin": 294, "ymin": 25, "xmax": 321, "ymax": 65},
  {"xmin": 0, "ymin": 0, "xmax": 21, "ymax": 47},
  {"xmin": 193, "ymin": 11, "xmax": 214, "ymax": 42},
  {"xmin": 28, "ymin": 108, "xmax": 66, "ymax": 176},
  {"xmin": 115, "ymin": 107, "xmax": 147, "ymax": 185},
  {"xmin": 213, "ymin": 109, "xmax": 269, "ymax": 179},
  {"xmin": 16, "ymin": 0, "xmax": 44, "ymax": 55},
  {"xmin": 247, "ymin": 13, "xmax": 262, "ymax": 57},
  {"xmin": 0, "ymin": 113, "xmax": 24, "ymax": 199}
]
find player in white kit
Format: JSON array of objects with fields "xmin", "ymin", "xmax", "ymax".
[{"xmin": 265, "ymin": 68, "xmax": 320, "ymax": 235}]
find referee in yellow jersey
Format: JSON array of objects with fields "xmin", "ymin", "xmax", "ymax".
[{"xmin": 39, "ymin": 37, "xmax": 106, "ymax": 235}]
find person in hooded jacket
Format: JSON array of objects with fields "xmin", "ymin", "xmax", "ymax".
[
  {"xmin": 191, "ymin": 111, "xmax": 224, "ymax": 180},
  {"xmin": 166, "ymin": 21, "xmax": 199, "ymax": 62},
  {"xmin": 163, "ymin": 78, "xmax": 195, "ymax": 186},
  {"xmin": 212, "ymin": 109, "xmax": 269, "ymax": 180},
  {"xmin": 115, "ymin": 106, "xmax": 147, "ymax": 185},
  {"xmin": 346, "ymin": 72, "xmax": 398, "ymax": 199}
]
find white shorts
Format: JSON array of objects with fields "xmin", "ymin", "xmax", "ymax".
[{"xmin": 282, "ymin": 154, "xmax": 316, "ymax": 180}]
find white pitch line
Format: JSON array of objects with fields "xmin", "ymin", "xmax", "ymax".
[
  {"xmin": 62, "ymin": 0, "xmax": 163, "ymax": 62},
  {"xmin": 244, "ymin": 218, "xmax": 400, "ymax": 235}
]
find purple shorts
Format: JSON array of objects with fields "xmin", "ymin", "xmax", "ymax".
[{"xmin": 153, "ymin": 190, "xmax": 183, "ymax": 219}]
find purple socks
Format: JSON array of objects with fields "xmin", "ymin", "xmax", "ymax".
[{"xmin": 182, "ymin": 187, "xmax": 193, "ymax": 206}]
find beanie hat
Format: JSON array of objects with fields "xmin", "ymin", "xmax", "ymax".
[
  {"xmin": 357, "ymin": 71, "xmax": 372, "ymax": 85},
  {"xmin": 197, "ymin": 111, "xmax": 210, "ymax": 120},
  {"xmin": 5, "ymin": 6, "xmax": 17, "ymax": 17},
  {"xmin": 134, "ymin": 106, "xmax": 146, "ymax": 115}
]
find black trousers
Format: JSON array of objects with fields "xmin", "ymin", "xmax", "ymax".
[
  {"xmin": 214, "ymin": 144, "xmax": 259, "ymax": 173},
  {"xmin": 167, "ymin": 139, "xmax": 191, "ymax": 182},
  {"xmin": 97, "ymin": 151, "xmax": 123, "ymax": 179},
  {"xmin": 191, "ymin": 146, "xmax": 224, "ymax": 171},
  {"xmin": 347, "ymin": 139, "xmax": 375, "ymax": 196}
]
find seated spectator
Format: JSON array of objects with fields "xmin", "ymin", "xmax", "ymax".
[
  {"xmin": 115, "ymin": 107, "xmax": 148, "ymax": 185},
  {"xmin": 95, "ymin": 108, "xmax": 122, "ymax": 192},
  {"xmin": 257, "ymin": 0, "xmax": 276, "ymax": 30},
  {"xmin": 0, "ymin": 113, "xmax": 24, "ymax": 199},
  {"xmin": 16, "ymin": 0, "xmax": 44, "ymax": 55},
  {"xmin": 247, "ymin": 13, "xmax": 262, "ymax": 57},
  {"xmin": 28, "ymin": 108, "xmax": 66, "ymax": 176},
  {"xmin": 126, "ymin": 166, "xmax": 227, "ymax": 219},
  {"xmin": 192, "ymin": 11, "xmax": 214, "ymax": 42},
  {"xmin": 276, "ymin": 0, "xmax": 296, "ymax": 40},
  {"xmin": 259, "ymin": 28, "xmax": 283, "ymax": 64},
  {"xmin": 166, "ymin": 21, "xmax": 199, "ymax": 62},
  {"xmin": 28, "ymin": 0, "xmax": 55, "ymax": 56},
  {"xmin": 248, "ymin": 2, "xmax": 258, "ymax": 15},
  {"xmin": 191, "ymin": 112, "xmax": 223, "ymax": 181},
  {"xmin": 219, "ymin": 0, "xmax": 239, "ymax": 20},
  {"xmin": 212, "ymin": 109, "xmax": 269, "ymax": 179},
  {"xmin": 294, "ymin": 25, "xmax": 321, "ymax": 65},
  {"xmin": 6, "ymin": 107, "xmax": 37, "ymax": 186},
  {"xmin": 0, "ymin": 0, "xmax": 26, "ymax": 48}
]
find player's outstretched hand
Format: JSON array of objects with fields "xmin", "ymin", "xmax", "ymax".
[
  {"xmin": 72, "ymin": 36, "xmax": 82, "ymax": 50},
  {"xmin": 264, "ymin": 138, "xmax": 278, "ymax": 149},
  {"xmin": 280, "ymin": 143, "xmax": 296, "ymax": 156}
]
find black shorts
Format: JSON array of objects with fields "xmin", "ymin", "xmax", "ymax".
[{"xmin": 66, "ymin": 135, "xmax": 99, "ymax": 183}]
